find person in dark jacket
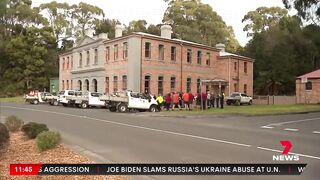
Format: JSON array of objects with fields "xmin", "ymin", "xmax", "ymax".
[
  {"xmin": 216, "ymin": 93, "xmax": 220, "ymax": 108},
  {"xmin": 210, "ymin": 93, "xmax": 215, "ymax": 108},
  {"xmin": 220, "ymin": 92, "xmax": 225, "ymax": 109},
  {"xmin": 201, "ymin": 92, "xmax": 207, "ymax": 110},
  {"xmin": 164, "ymin": 93, "xmax": 171, "ymax": 111}
]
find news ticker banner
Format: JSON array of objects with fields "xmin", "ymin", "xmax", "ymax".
[{"xmin": 10, "ymin": 163, "xmax": 307, "ymax": 176}]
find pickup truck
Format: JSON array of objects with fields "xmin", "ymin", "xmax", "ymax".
[
  {"xmin": 226, "ymin": 92, "xmax": 252, "ymax": 105},
  {"xmin": 67, "ymin": 92, "xmax": 105, "ymax": 108},
  {"xmin": 49, "ymin": 90, "xmax": 83, "ymax": 106},
  {"xmin": 99, "ymin": 91, "xmax": 158, "ymax": 113},
  {"xmin": 25, "ymin": 92, "xmax": 56, "ymax": 105}
]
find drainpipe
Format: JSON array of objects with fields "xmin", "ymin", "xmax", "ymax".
[
  {"xmin": 140, "ymin": 36, "xmax": 143, "ymax": 93},
  {"xmin": 180, "ymin": 42, "xmax": 183, "ymax": 92},
  {"xmin": 228, "ymin": 57, "xmax": 231, "ymax": 96}
]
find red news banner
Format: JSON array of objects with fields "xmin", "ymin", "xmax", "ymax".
[{"xmin": 10, "ymin": 163, "xmax": 307, "ymax": 175}]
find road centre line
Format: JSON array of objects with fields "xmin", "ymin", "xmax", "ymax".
[
  {"xmin": 284, "ymin": 128, "xmax": 299, "ymax": 132},
  {"xmin": 265, "ymin": 117, "xmax": 320, "ymax": 127},
  {"xmin": 312, "ymin": 131, "xmax": 320, "ymax": 134},
  {"xmin": 4, "ymin": 105, "xmax": 320, "ymax": 160},
  {"xmin": 257, "ymin": 147, "xmax": 320, "ymax": 160},
  {"xmin": 0, "ymin": 106, "xmax": 251, "ymax": 147},
  {"xmin": 260, "ymin": 126, "xmax": 274, "ymax": 129}
]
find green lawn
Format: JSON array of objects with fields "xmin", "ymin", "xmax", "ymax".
[
  {"xmin": 161, "ymin": 104, "xmax": 320, "ymax": 116},
  {"xmin": 0, "ymin": 96, "xmax": 24, "ymax": 103}
]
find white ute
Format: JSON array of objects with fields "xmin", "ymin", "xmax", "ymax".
[
  {"xmin": 25, "ymin": 91, "xmax": 55, "ymax": 105},
  {"xmin": 54, "ymin": 90, "xmax": 83, "ymax": 106},
  {"xmin": 99, "ymin": 91, "xmax": 158, "ymax": 113},
  {"xmin": 68, "ymin": 92, "xmax": 105, "ymax": 108}
]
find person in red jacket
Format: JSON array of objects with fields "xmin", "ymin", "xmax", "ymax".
[
  {"xmin": 188, "ymin": 92, "xmax": 194, "ymax": 110},
  {"xmin": 183, "ymin": 92, "xmax": 190, "ymax": 110},
  {"xmin": 201, "ymin": 92, "xmax": 207, "ymax": 110},
  {"xmin": 164, "ymin": 93, "xmax": 172, "ymax": 111}
]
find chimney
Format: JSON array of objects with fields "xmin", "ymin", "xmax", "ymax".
[
  {"xmin": 216, "ymin": 43, "xmax": 226, "ymax": 52},
  {"xmin": 115, "ymin": 24, "xmax": 123, "ymax": 38},
  {"xmin": 85, "ymin": 28, "xmax": 94, "ymax": 38},
  {"xmin": 161, "ymin": 25, "xmax": 172, "ymax": 39},
  {"xmin": 98, "ymin": 33, "xmax": 109, "ymax": 40}
]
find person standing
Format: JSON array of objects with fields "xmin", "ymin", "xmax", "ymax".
[
  {"xmin": 207, "ymin": 92, "xmax": 211, "ymax": 108},
  {"xmin": 172, "ymin": 92, "xmax": 181, "ymax": 110},
  {"xmin": 183, "ymin": 92, "xmax": 190, "ymax": 110},
  {"xmin": 188, "ymin": 92, "xmax": 194, "ymax": 110},
  {"xmin": 216, "ymin": 93, "xmax": 220, "ymax": 108},
  {"xmin": 210, "ymin": 93, "xmax": 215, "ymax": 108},
  {"xmin": 201, "ymin": 92, "xmax": 207, "ymax": 110},
  {"xmin": 156, "ymin": 94, "xmax": 164, "ymax": 111},
  {"xmin": 164, "ymin": 93, "xmax": 171, "ymax": 111},
  {"xmin": 220, "ymin": 92, "xmax": 225, "ymax": 109}
]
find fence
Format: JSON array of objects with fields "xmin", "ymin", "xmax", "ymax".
[{"xmin": 253, "ymin": 95, "xmax": 296, "ymax": 105}]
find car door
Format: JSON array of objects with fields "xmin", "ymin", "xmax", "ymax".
[
  {"xmin": 90, "ymin": 93, "xmax": 104, "ymax": 106},
  {"xmin": 241, "ymin": 94, "xmax": 250, "ymax": 103},
  {"xmin": 128, "ymin": 92, "xmax": 141, "ymax": 108}
]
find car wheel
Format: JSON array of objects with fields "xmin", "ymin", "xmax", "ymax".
[
  {"xmin": 53, "ymin": 101, "xmax": 59, "ymax": 106},
  {"xmin": 33, "ymin": 100, "xmax": 39, "ymax": 105},
  {"xmin": 118, "ymin": 103, "xmax": 128, "ymax": 113},
  {"xmin": 226, "ymin": 101, "xmax": 231, "ymax": 105},
  {"xmin": 235, "ymin": 100, "xmax": 240, "ymax": 106},
  {"xmin": 248, "ymin": 100, "xmax": 252, "ymax": 105},
  {"xmin": 109, "ymin": 106, "xmax": 117, "ymax": 112},
  {"xmin": 81, "ymin": 102, "xmax": 88, "ymax": 109},
  {"xmin": 149, "ymin": 105, "xmax": 157, "ymax": 112},
  {"xmin": 62, "ymin": 103, "xmax": 68, "ymax": 107}
]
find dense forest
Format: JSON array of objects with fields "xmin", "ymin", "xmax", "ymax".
[{"xmin": 0, "ymin": 0, "xmax": 319, "ymax": 97}]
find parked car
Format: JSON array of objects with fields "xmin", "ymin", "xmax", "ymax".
[
  {"xmin": 25, "ymin": 91, "xmax": 56, "ymax": 105},
  {"xmin": 226, "ymin": 92, "xmax": 252, "ymax": 105},
  {"xmin": 51, "ymin": 90, "xmax": 83, "ymax": 106},
  {"xmin": 67, "ymin": 92, "xmax": 105, "ymax": 108},
  {"xmin": 99, "ymin": 91, "xmax": 158, "ymax": 113}
]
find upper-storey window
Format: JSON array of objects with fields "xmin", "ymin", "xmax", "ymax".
[
  {"xmin": 79, "ymin": 53, "xmax": 82, "ymax": 67},
  {"xmin": 62, "ymin": 58, "xmax": 65, "ymax": 70},
  {"xmin": 197, "ymin": 51, "xmax": 202, "ymax": 65},
  {"xmin": 206, "ymin": 52, "xmax": 210, "ymax": 66},
  {"xmin": 234, "ymin": 62, "xmax": 237, "ymax": 71},
  {"xmin": 86, "ymin": 50, "xmax": 90, "ymax": 65},
  {"xmin": 187, "ymin": 49, "xmax": 192, "ymax": 64},
  {"xmin": 171, "ymin": 46, "xmax": 176, "ymax": 62},
  {"xmin": 106, "ymin": 47, "xmax": 110, "ymax": 62},
  {"xmin": 67, "ymin": 57, "xmax": 70, "ymax": 69},
  {"xmin": 158, "ymin": 44, "xmax": 164, "ymax": 61},
  {"xmin": 114, "ymin": 44, "xmax": 118, "ymax": 61},
  {"xmin": 244, "ymin": 62, "xmax": 248, "ymax": 74},
  {"xmin": 145, "ymin": 42, "xmax": 151, "ymax": 59},
  {"xmin": 123, "ymin": 42, "xmax": 128, "ymax": 59},
  {"xmin": 94, "ymin": 49, "xmax": 98, "ymax": 65}
]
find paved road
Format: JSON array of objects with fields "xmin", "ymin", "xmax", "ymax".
[{"xmin": 1, "ymin": 102, "xmax": 319, "ymax": 180}]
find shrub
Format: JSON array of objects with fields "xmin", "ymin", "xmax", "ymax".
[
  {"xmin": 36, "ymin": 131, "xmax": 61, "ymax": 152},
  {"xmin": 21, "ymin": 122, "xmax": 49, "ymax": 139},
  {"xmin": 0, "ymin": 123, "xmax": 10, "ymax": 154},
  {"xmin": 5, "ymin": 116, "xmax": 24, "ymax": 132}
]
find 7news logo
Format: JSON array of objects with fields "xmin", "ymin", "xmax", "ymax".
[{"xmin": 273, "ymin": 141, "xmax": 299, "ymax": 161}]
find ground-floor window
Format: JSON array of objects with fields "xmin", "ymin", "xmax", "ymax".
[
  {"xmin": 244, "ymin": 84, "xmax": 247, "ymax": 94},
  {"xmin": 306, "ymin": 81, "xmax": 312, "ymax": 90},
  {"xmin": 84, "ymin": 79, "xmax": 89, "ymax": 91},
  {"xmin": 170, "ymin": 76, "xmax": 176, "ymax": 92},
  {"xmin": 144, "ymin": 75, "xmax": 151, "ymax": 93},
  {"xmin": 122, "ymin": 75, "xmax": 127, "ymax": 91},
  {"xmin": 158, "ymin": 76, "xmax": 163, "ymax": 95},
  {"xmin": 66, "ymin": 80, "xmax": 69, "ymax": 90},
  {"xmin": 105, "ymin": 77, "xmax": 109, "ymax": 94},
  {"xmin": 113, "ymin": 76, "xmax": 118, "ymax": 92},
  {"xmin": 62, "ymin": 80, "xmax": 65, "ymax": 90},
  {"xmin": 77, "ymin": 80, "xmax": 82, "ymax": 91},
  {"xmin": 187, "ymin": 78, "xmax": 192, "ymax": 93},
  {"xmin": 92, "ymin": 79, "xmax": 97, "ymax": 92},
  {"xmin": 197, "ymin": 79, "xmax": 201, "ymax": 93}
]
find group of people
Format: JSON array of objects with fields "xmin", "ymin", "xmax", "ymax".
[{"xmin": 154, "ymin": 91, "xmax": 225, "ymax": 111}]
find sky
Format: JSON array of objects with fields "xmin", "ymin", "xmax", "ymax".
[{"xmin": 32, "ymin": 0, "xmax": 289, "ymax": 46}]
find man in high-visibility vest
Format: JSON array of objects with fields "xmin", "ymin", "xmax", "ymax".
[{"xmin": 156, "ymin": 94, "xmax": 164, "ymax": 111}]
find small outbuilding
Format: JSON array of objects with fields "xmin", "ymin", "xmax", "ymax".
[{"xmin": 296, "ymin": 69, "xmax": 320, "ymax": 104}]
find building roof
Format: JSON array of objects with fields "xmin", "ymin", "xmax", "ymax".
[
  {"xmin": 219, "ymin": 51, "xmax": 254, "ymax": 61},
  {"xmin": 297, "ymin": 69, "xmax": 320, "ymax": 79}
]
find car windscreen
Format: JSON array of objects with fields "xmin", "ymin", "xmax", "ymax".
[
  {"xmin": 91, "ymin": 93, "xmax": 101, "ymax": 97},
  {"xmin": 230, "ymin": 93, "xmax": 240, "ymax": 97},
  {"xmin": 59, "ymin": 91, "xmax": 65, "ymax": 95}
]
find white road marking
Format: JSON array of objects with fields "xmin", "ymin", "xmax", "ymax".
[
  {"xmin": 260, "ymin": 126, "xmax": 274, "ymax": 129},
  {"xmin": 265, "ymin": 117, "xmax": 320, "ymax": 127},
  {"xmin": 0, "ymin": 105, "xmax": 252, "ymax": 147},
  {"xmin": 284, "ymin": 128, "xmax": 299, "ymax": 132},
  {"xmin": 312, "ymin": 131, "xmax": 320, "ymax": 134},
  {"xmin": 257, "ymin": 146, "xmax": 320, "ymax": 160}
]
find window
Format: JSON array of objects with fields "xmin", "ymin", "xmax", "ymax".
[
  {"xmin": 158, "ymin": 44, "xmax": 164, "ymax": 61},
  {"xmin": 170, "ymin": 76, "xmax": 176, "ymax": 92},
  {"xmin": 158, "ymin": 76, "xmax": 164, "ymax": 95},
  {"xmin": 206, "ymin": 53, "xmax": 210, "ymax": 66},
  {"xmin": 105, "ymin": 77, "xmax": 109, "ymax": 94},
  {"xmin": 84, "ymin": 79, "xmax": 89, "ymax": 91},
  {"xmin": 197, "ymin": 51, "xmax": 202, "ymax": 65},
  {"xmin": 67, "ymin": 57, "xmax": 70, "ymax": 69},
  {"xmin": 77, "ymin": 80, "xmax": 82, "ymax": 91},
  {"xmin": 187, "ymin": 49, "xmax": 192, "ymax": 63},
  {"xmin": 197, "ymin": 79, "xmax": 201, "ymax": 93},
  {"xmin": 62, "ymin": 58, "xmax": 65, "ymax": 70},
  {"xmin": 114, "ymin": 44, "xmax": 118, "ymax": 61},
  {"xmin": 234, "ymin": 62, "xmax": 237, "ymax": 71},
  {"xmin": 68, "ymin": 91, "xmax": 74, "ymax": 96},
  {"xmin": 71, "ymin": 56, "xmax": 73, "ymax": 68},
  {"xmin": 62, "ymin": 80, "xmax": 65, "ymax": 90},
  {"xmin": 123, "ymin": 42, "xmax": 128, "ymax": 59},
  {"xmin": 244, "ymin": 84, "xmax": 247, "ymax": 94},
  {"xmin": 122, "ymin": 75, "xmax": 127, "ymax": 91},
  {"xmin": 234, "ymin": 83, "xmax": 237, "ymax": 92},
  {"xmin": 145, "ymin": 42, "xmax": 151, "ymax": 58},
  {"xmin": 144, "ymin": 75, "xmax": 151, "ymax": 93},
  {"xmin": 94, "ymin": 49, "xmax": 98, "ymax": 65},
  {"xmin": 306, "ymin": 81, "xmax": 312, "ymax": 90},
  {"xmin": 244, "ymin": 62, "xmax": 248, "ymax": 73},
  {"xmin": 66, "ymin": 80, "xmax": 69, "ymax": 89},
  {"xmin": 92, "ymin": 79, "xmax": 98, "ymax": 92},
  {"xmin": 187, "ymin": 78, "xmax": 192, "ymax": 93},
  {"xmin": 171, "ymin": 46, "xmax": 176, "ymax": 62},
  {"xmin": 113, "ymin": 76, "xmax": 118, "ymax": 92},
  {"xmin": 71, "ymin": 80, "xmax": 73, "ymax": 89},
  {"xmin": 106, "ymin": 47, "xmax": 110, "ymax": 62},
  {"xmin": 79, "ymin": 53, "xmax": 82, "ymax": 67},
  {"xmin": 86, "ymin": 50, "xmax": 90, "ymax": 65}
]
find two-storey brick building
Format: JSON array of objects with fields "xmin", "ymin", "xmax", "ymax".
[{"xmin": 59, "ymin": 25, "xmax": 254, "ymax": 96}]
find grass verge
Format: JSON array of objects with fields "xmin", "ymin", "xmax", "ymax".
[
  {"xmin": 0, "ymin": 96, "xmax": 24, "ymax": 103},
  {"xmin": 161, "ymin": 104, "xmax": 320, "ymax": 116}
]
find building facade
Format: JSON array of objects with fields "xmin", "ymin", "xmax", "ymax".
[
  {"xmin": 59, "ymin": 25, "xmax": 254, "ymax": 96},
  {"xmin": 296, "ymin": 69, "xmax": 320, "ymax": 104}
]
